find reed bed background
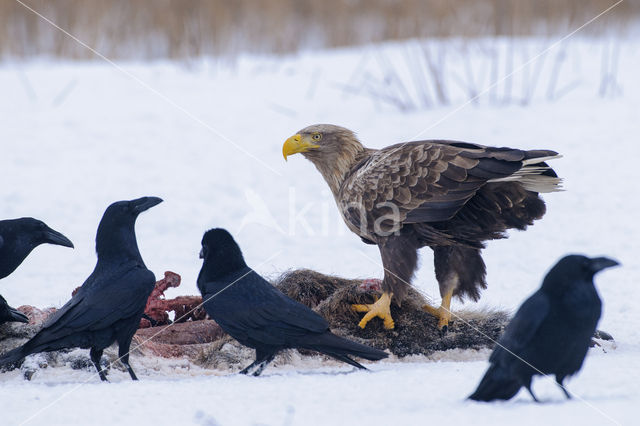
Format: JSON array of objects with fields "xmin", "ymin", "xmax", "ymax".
[{"xmin": 0, "ymin": 0, "xmax": 637, "ymax": 61}]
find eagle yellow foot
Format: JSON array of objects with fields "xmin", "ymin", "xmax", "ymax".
[
  {"xmin": 352, "ymin": 292, "xmax": 395, "ymax": 329},
  {"xmin": 422, "ymin": 290, "xmax": 453, "ymax": 334},
  {"xmin": 422, "ymin": 305, "xmax": 452, "ymax": 333}
]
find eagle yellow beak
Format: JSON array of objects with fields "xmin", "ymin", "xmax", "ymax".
[{"xmin": 282, "ymin": 134, "xmax": 319, "ymax": 161}]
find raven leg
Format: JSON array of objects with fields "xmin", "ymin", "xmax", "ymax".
[
  {"xmin": 556, "ymin": 376, "xmax": 571, "ymax": 399},
  {"xmin": 239, "ymin": 361, "xmax": 259, "ymax": 375},
  {"xmin": 90, "ymin": 348, "xmax": 108, "ymax": 382},
  {"xmin": 525, "ymin": 386, "xmax": 540, "ymax": 403},
  {"xmin": 117, "ymin": 340, "xmax": 138, "ymax": 381},
  {"xmin": 524, "ymin": 377, "xmax": 539, "ymax": 403},
  {"xmin": 252, "ymin": 354, "xmax": 276, "ymax": 377},
  {"xmin": 240, "ymin": 349, "xmax": 276, "ymax": 376}
]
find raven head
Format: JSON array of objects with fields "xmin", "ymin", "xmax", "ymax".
[
  {"xmin": 586, "ymin": 256, "xmax": 620, "ymax": 274},
  {"xmin": 200, "ymin": 228, "xmax": 240, "ymax": 260},
  {"xmin": 95, "ymin": 197, "xmax": 162, "ymax": 260},
  {"xmin": 0, "ymin": 217, "xmax": 73, "ymax": 280},
  {"xmin": 543, "ymin": 254, "xmax": 619, "ymax": 291},
  {"xmin": 198, "ymin": 228, "xmax": 247, "ymax": 281},
  {"xmin": 100, "ymin": 197, "xmax": 163, "ymax": 226}
]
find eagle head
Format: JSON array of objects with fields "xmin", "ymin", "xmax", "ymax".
[
  {"xmin": 282, "ymin": 124, "xmax": 366, "ymax": 194},
  {"xmin": 282, "ymin": 124, "xmax": 361, "ymax": 161}
]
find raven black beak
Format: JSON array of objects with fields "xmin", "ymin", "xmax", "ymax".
[
  {"xmin": 589, "ymin": 257, "xmax": 620, "ymax": 274},
  {"xmin": 9, "ymin": 307, "xmax": 29, "ymax": 323},
  {"xmin": 132, "ymin": 196, "xmax": 163, "ymax": 214},
  {"xmin": 199, "ymin": 247, "xmax": 205, "ymax": 259},
  {"xmin": 44, "ymin": 226, "xmax": 74, "ymax": 248},
  {"xmin": 0, "ymin": 295, "xmax": 29, "ymax": 324}
]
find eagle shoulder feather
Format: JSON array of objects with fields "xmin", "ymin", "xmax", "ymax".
[{"xmin": 337, "ymin": 140, "xmax": 560, "ymax": 239}]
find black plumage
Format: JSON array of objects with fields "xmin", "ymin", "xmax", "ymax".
[
  {"xmin": 469, "ymin": 254, "xmax": 618, "ymax": 402},
  {"xmin": 0, "ymin": 295, "xmax": 29, "ymax": 325},
  {"xmin": 0, "ymin": 217, "xmax": 73, "ymax": 326},
  {"xmin": 0, "ymin": 197, "xmax": 162, "ymax": 381},
  {"xmin": 0, "ymin": 217, "xmax": 74, "ymax": 280},
  {"xmin": 197, "ymin": 228, "xmax": 388, "ymax": 376}
]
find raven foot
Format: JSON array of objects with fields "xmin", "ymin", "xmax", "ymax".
[
  {"xmin": 239, "ymin": 353, "xmax": 275, "ymax": 376},
  {"xmin": 239, "ymin": 363, "xmax": 256, "ymax": 375},
  {"xmin": 526, "ymin": 386, "xmax": 540, "ymax": 403},
  {"xmin": 352, "ymin": 292, "xmax": 394, "ymax": 329},
  {"xmin": 556, "ymin": 377, "xmax": 571, "ymax": 399}
]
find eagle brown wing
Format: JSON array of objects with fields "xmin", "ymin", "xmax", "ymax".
[{"xmin": 338, "ymin": 140, "xmax": 557, "ymax": 238}]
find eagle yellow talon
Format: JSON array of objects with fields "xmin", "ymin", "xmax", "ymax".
[
  {"xmin": 422, "ymin": 304, "xmax": 440, "ymax": 317},
  {"xmin": 422, "ymin": 289, "xmax": 453, "ymax": 332},
  {"xmin": 352, "ymin": 292, "xmax": 395, "ymax": 329}
]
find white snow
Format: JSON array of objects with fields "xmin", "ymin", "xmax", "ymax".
[{"xmin": 1, "ymin": 38, "xmax": 639, "ymax": 425}]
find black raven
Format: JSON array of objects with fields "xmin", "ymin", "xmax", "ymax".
[
  {"xmin": 0, "ymin": 197, "xmax": 162, "ymax": 381},
  {"xmin": 0, "ymin": 295, "xmax": 29, "ymax": 325},
  {"xmin": 0, "ymin": 218, "xmax": 73, "ymax": 326},
  {"xmin": 469, "ymin": 254, "xmax": 619, "ymax": 402},
  {"xmin": 197, "ymin": 228, "xmax": 388, "ymax": 376},
  {"xmin": 0, "ymin": 217, "xmax": 74, "ymax": 280}
]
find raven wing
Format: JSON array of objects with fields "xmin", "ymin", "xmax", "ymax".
[
  {"xmin": 205, "ymin": 271, "xmax": 328, "ymax": 346},
  {"xmin": 490, "ymin": 290, "xmax": 550, "ymax": 364},
  {"xmin": 32, "ymin": 264, "xmax": 155, "ymax": 344}
]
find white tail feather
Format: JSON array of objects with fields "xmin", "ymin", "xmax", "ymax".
[
  {"xmin": 487, "ymin": 155, "xmax": 563, "ymax": 193},
  {"xmin": 520, "ymin": 175, "xmax": 564, "ymax": 193},
  {"xmin": 521, "ymin": 154, "xmax": 563, "ymax": 166}
]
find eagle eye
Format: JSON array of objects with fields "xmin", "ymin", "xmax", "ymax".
[{"xmin": 312, "ymin": 133, "xmax": 322, "ymax": 141}]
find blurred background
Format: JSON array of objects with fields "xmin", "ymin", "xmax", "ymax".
[
  {"xmin": 1, "ymin": 0, "xmax": 637, "ymax": 59},
  {"xmin": 1, "ymin": 0, "xmax": 634, "ymax": 109}
]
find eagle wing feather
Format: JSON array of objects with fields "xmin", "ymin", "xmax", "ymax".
[{"xmin": 338, "ymin": 140, "xmax": 558, "ymax": 237}]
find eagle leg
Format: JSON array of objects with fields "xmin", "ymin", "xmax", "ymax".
[
  {"xmin": 437, "ymin": 289, "xmax": 453, "ymax": 332},
  {"xmin": 352, "ymin": 292, "xmax": 395, "ymax": 329},
  {"xmin": 422, "ymin": 304, "xmax": 439, "ymax": 316},
  {"xmin": 353, "ymin": 234, "xmax": 419, "ymax": 330},
  {"xmin": 422, "ymin": 288, "xmax": 453, "ymax": 334}
]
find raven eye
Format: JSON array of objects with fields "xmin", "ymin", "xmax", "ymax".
[{"xmin": 312, "ymin": 133, "xmax": 322, "ymax": 141}]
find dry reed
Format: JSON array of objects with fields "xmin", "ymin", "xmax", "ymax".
[{"xmin": 0, "ymin": 0, "xmax": 636, "ymax": 60}]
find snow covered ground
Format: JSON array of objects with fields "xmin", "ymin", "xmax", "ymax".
[{"xmin": 1, "ymin": 38, "xmax": 639, "ymax": 425}]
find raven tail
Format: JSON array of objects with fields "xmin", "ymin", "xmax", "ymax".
[
  {"xmin": 0, "ymin": 345, "xmax": 27, "ymax": 367},
  {"xmin": 301, "ymin": 332, "xmax": 388, "ymax": 368},
  {"xmin": 468, "ymin": 363, "xmax": 522, "ymax": 402}
]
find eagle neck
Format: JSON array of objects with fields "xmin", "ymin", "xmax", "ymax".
[{"xmin": 310, "ymin": 140, "xmax": 370, "ymax": 197}]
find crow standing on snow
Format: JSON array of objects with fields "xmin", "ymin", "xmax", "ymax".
[
  {"xmin": 0, "ymin": 197, "xmax": 162, "ymax": 381},
  {"xmin": 0, "ymin": 218, "xmax": 74, "ymax": 325},
  {"xmin": 469, "ymin": 254, "xmax": 618, "ymax": 402},
  {"xmin": 197, "ymin": 228, "xmax": 388, "ymax": 376}
]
